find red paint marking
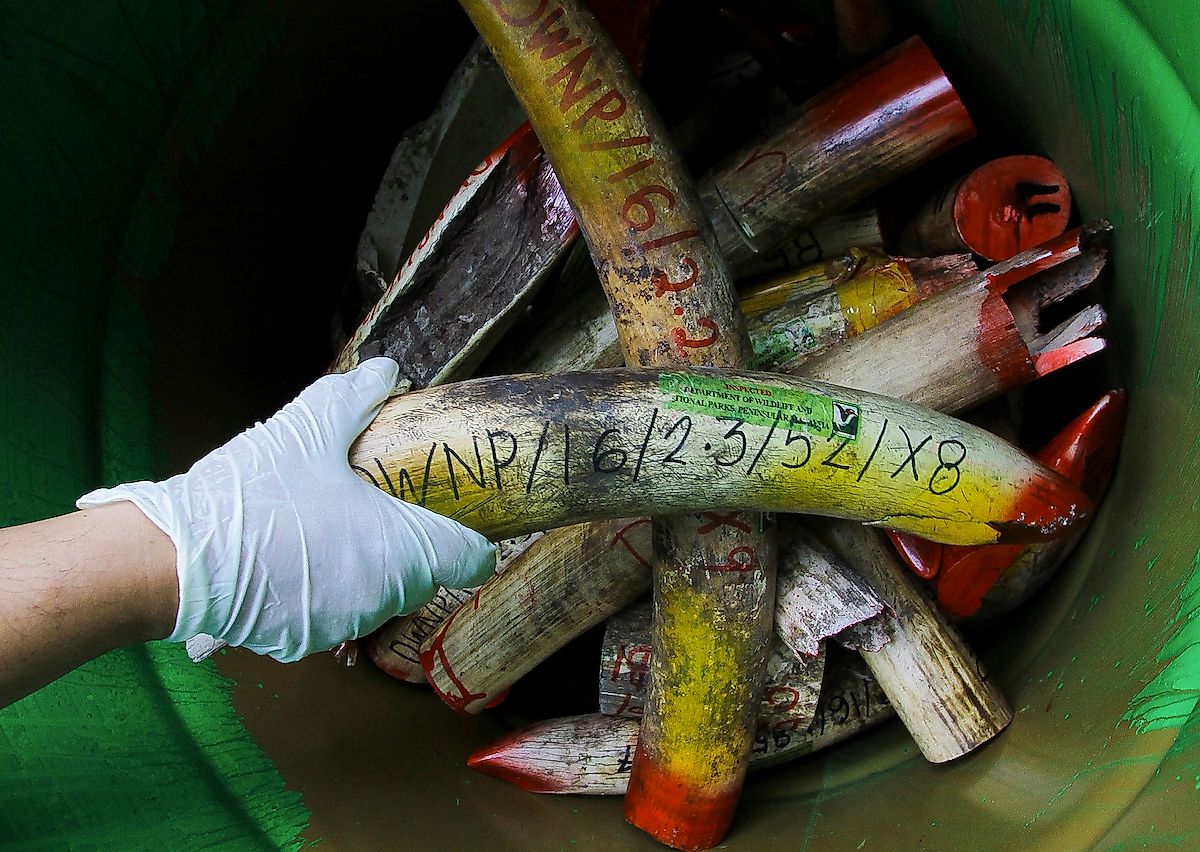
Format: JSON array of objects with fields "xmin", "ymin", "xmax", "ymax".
[
  {"xmin": 544, "ymin": 46, "xmax": 602, "ymax": 114},
  {"xmin": 526, "ymin": 7, "xmax": 582, "ymax": 60},
  {"xmin": 993, "ymin": 470, "xmax": 1092, "ymax": 544},
  {"xmin": 419, "ymin": 608, "xmax": 489, "ymax": 714},
  {"xmin": 639, "ymin": 228, "xmax": 699, "ymax": 252},
  {"xmin": 705, "ymin": 544, "xmax": 758, "ymax": 573},
  {"xmin": 954, "ymin": 155, "xmax": 1072, "ymax": 262},
  {"xmin": 484, "ymin": 687, "xmax": 511, "ymax": 709},
  {"xmin": 764, "ymin": 685, "xmax": 801, "ymax": 713},
  {"xmin": 468, "ymin": 729, "xmax": 568, "ymax": 793},
  {"xmin": 886, "ymin": 529, "xmax": 944, "ymax": 579},
  {"xmin": 652, "ymin": 257, "xmax": 699, "ymax": 297},
  {"xmin": 613, "ymin": 691, "xmax": 643, "ymax": 717},
  {"xmin": 671, "ymin": 317, "xmax": 720, "ymax": 355},
  {"xmin": 976, "ymin": 283, "xmax": 1037, "ymax": 389},
  {"xmin": 983, "ymin": 227, "xmax": 1085, "ymax": 293},
  {"xmin": 610, "ymin": 518, "xmax": 653, "ymax": 568},
  {"xmin": 934, "ymin": 542, "xmax": 1025, "ymax": 617},
  {"xmin": 363, "ymin": 633, "xmax": 425, "ymax": 684},
  {"xmin": 571, "ymin": 86, "xmax": 628, "ymax": 131},
  {"xmin": 1034, "ymin": 336, "xmax": 1106, "ymax": 377},
  {"xmin": 518, "ymin": 580, "xmax": 537, "ymax": 611},
  {"xmin": 607, "ymin": 157, "xmax": 656, "ymax": 184},
  {"xmin": 625, "ymin": 741, "xmax": 741, "ymax": 850},
  {"xmin": 673, "ymin": 307, "xmax": 684, "ymax": 316},
  {"xmin": 733, "ymin": 146, "xmax": 789, "ymax": 212},
  {"xmin": 622, "ymin": 184, "xmax": 676, "ymax": 232},
  {"xmin": 696, "ymin": 510, "xmax": 752, "ymax": 535},
  {"xmin": 613, "ymin": 643, "xmax": 653, "ymax": 688},
  {"xmin": 580, "ymin": 134, "xmax": 651, "ymax": 151},
  {"xmin": 933, "ymin": 390, "xmax": 1125, "ymax": 616}
]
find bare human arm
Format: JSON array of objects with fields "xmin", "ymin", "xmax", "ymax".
[
  {"xmin": 0, "ymin": 503, "xmax": 178, "ymax": 708},
  {"xmin": 0, "ymin": 358, "xmax": 496, "ymax": 711}
]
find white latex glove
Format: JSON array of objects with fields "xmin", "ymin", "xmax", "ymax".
[{"xmin": 77, "ymin": 357, "xmax": 496, "ymax": 663}]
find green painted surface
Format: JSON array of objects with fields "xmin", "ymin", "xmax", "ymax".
[
  {"xmin": 1, "ymin": 0, "xmax": 1199, "ymax": 847},
  {"xmin": 0, "ymin": 2, "xmax": 307, "ymax": 846},
  {"xmin": 982, "ymin": 0, "xmax": 1200, "ymax": 746},
  {"xmin": 757, "ymin": 0, "xmax": 1200, "ymax": 846}
]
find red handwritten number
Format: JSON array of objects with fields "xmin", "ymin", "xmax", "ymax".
[
  {"xmin": 765, "ymin": 686, "xmax": 801, "ymax": 713},
  {"xmin": 671, "ymin": 317, "xmax": 720, "ymax": 354},
  {"xmin": 734, "ymin": 145, "xmax": 789, "ymax": 211},
  {"xmin": 622, "ymin": 184, "xmax": 676, "ymax": 232},
  {"xmin": 653, "ymin": 257, "xmax": 699, "ymax": 297},
  {"xmin": 705, "ymin": 545, "xmax": 758, "ymax": 573},
  {"xmin": 613, "ymin": 644, "xmax": 652, "ymax": 688}
]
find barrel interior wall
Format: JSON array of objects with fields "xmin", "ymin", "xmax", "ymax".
[
  {"xmin": 129, "ymin": 0, "xmax": 1199, "ymax": 849},
  {"xmin": 140, "ymin": 2, "xmax": 476, "ymax": 473}
]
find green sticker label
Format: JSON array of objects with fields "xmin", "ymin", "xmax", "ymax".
[{"xmin": 659, "ymin": 373, "xmax": 860, "ymax": 441}]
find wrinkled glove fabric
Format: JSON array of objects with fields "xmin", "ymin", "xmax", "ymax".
[{"xmin": 78, "ymin": 358, "xmax": 496, "ymax": 662}]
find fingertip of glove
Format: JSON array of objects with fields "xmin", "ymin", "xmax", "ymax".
[
  {"xmin": 440, "ymin": 529, "xmax": 499, "ymax": 590},
  {"xmin": 355, "ymin": 357, "xmax": 400, "ymax": 398}
]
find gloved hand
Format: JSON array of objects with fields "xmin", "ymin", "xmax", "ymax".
[{"xmin": 77, "ymin": 357, "xmax": 496, "ymax": 663}]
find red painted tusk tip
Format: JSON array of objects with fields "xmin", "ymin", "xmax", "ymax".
[
  {"xmin": 466, "ymin": 738, "xmax": 563, "ymax": 794},
  {"xmin": 886, "ymin": 529, "xmax": 944, "ymax": 579},
  {"xmin": 993, "ymin": 472, "xmax": 1094, "ymax": 544},
  {"xmin": 1034, "ymin": 336, "xmax": 1106, "ymax": 377}
]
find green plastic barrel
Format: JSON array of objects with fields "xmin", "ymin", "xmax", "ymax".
[{"xmin": 1, "ymin": 1, "xmax": 1196, "ymax": 847}]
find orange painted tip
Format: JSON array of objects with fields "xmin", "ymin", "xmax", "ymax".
[
  {"xmin": 467, "ymin": 731, "xmax": 571, "ymax": 794},
  {"xmin": 933, "ymin": 390, "xmax": 1126, "ymax": 616},
  {"xmin": 625, "ymin": 746, "xmax": 739, "ymax": 851},
  {"xmin": 886, "ymin": 529, "xmax": 944, "ymax": 579},
  {"xmin": 955, "ymin": 155, "xmax": 1073, "ymax": 262},
  {"xmin": 989, "ymin": 468, "xmax": 1093, "ymax": 545},
  {"xmin": 1038, "ymin": 390, "xmax": 1127, "ymax": 492},
  {"xmin": 934, "ymin": 543, "xmax": 1026, "ymax": 618},
  {"xmin": 1034, "ymin": 333, "xmax": 1106, "ymax": 377}
]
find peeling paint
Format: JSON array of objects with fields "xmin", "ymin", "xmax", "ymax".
[
  {"xmin": 1124, "ymin": 550, "xmax": 1200, "ymax": 733},
  {"xmin": 986, "ymin": 0, "xmax": 1200, "ymax": 739}
]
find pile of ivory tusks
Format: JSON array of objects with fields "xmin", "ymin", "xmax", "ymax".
[{"xmin": 332, "ymin": 2, "xmax": 1122, "ymax": 848}]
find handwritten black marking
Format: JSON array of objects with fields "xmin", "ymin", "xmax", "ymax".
[
  {"xmin": 715, "ymin": 419, "xmax": 748, "ymax": 468},
  {"xmin": 661, "ymin": 415, "xmax": 691, "ymax": 466},
  {"xmin": 487, "ymin": 429, "xmax": 518, "ymax": 492},
  {"xmin": 856, "ymin": 418, "xmax": 889, "ymax": 483},
  {"xmin": 891, "ymin": 426, "xmax": 932, "ymax": 481},
  {"xmin": 821, "ymin": 436, "xmax": 853, "ymax": 471},
  {"xmin": 781, "ymin": 429, "xmax": 812, "ymax": 469},
  {"xmin": 746, "ymin": 413, "xmax": 781, "ymax": 476},
  {"xmin": 524, "ymin": 420, "xmax": 552, "ymax": 494},
  {"xmin": 631, "ymin": 408, "xmax": 659, "ymax": 482},
  {"xmin": 593, "ymin": 428, "xmax": 629, "ymax": 474}
]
